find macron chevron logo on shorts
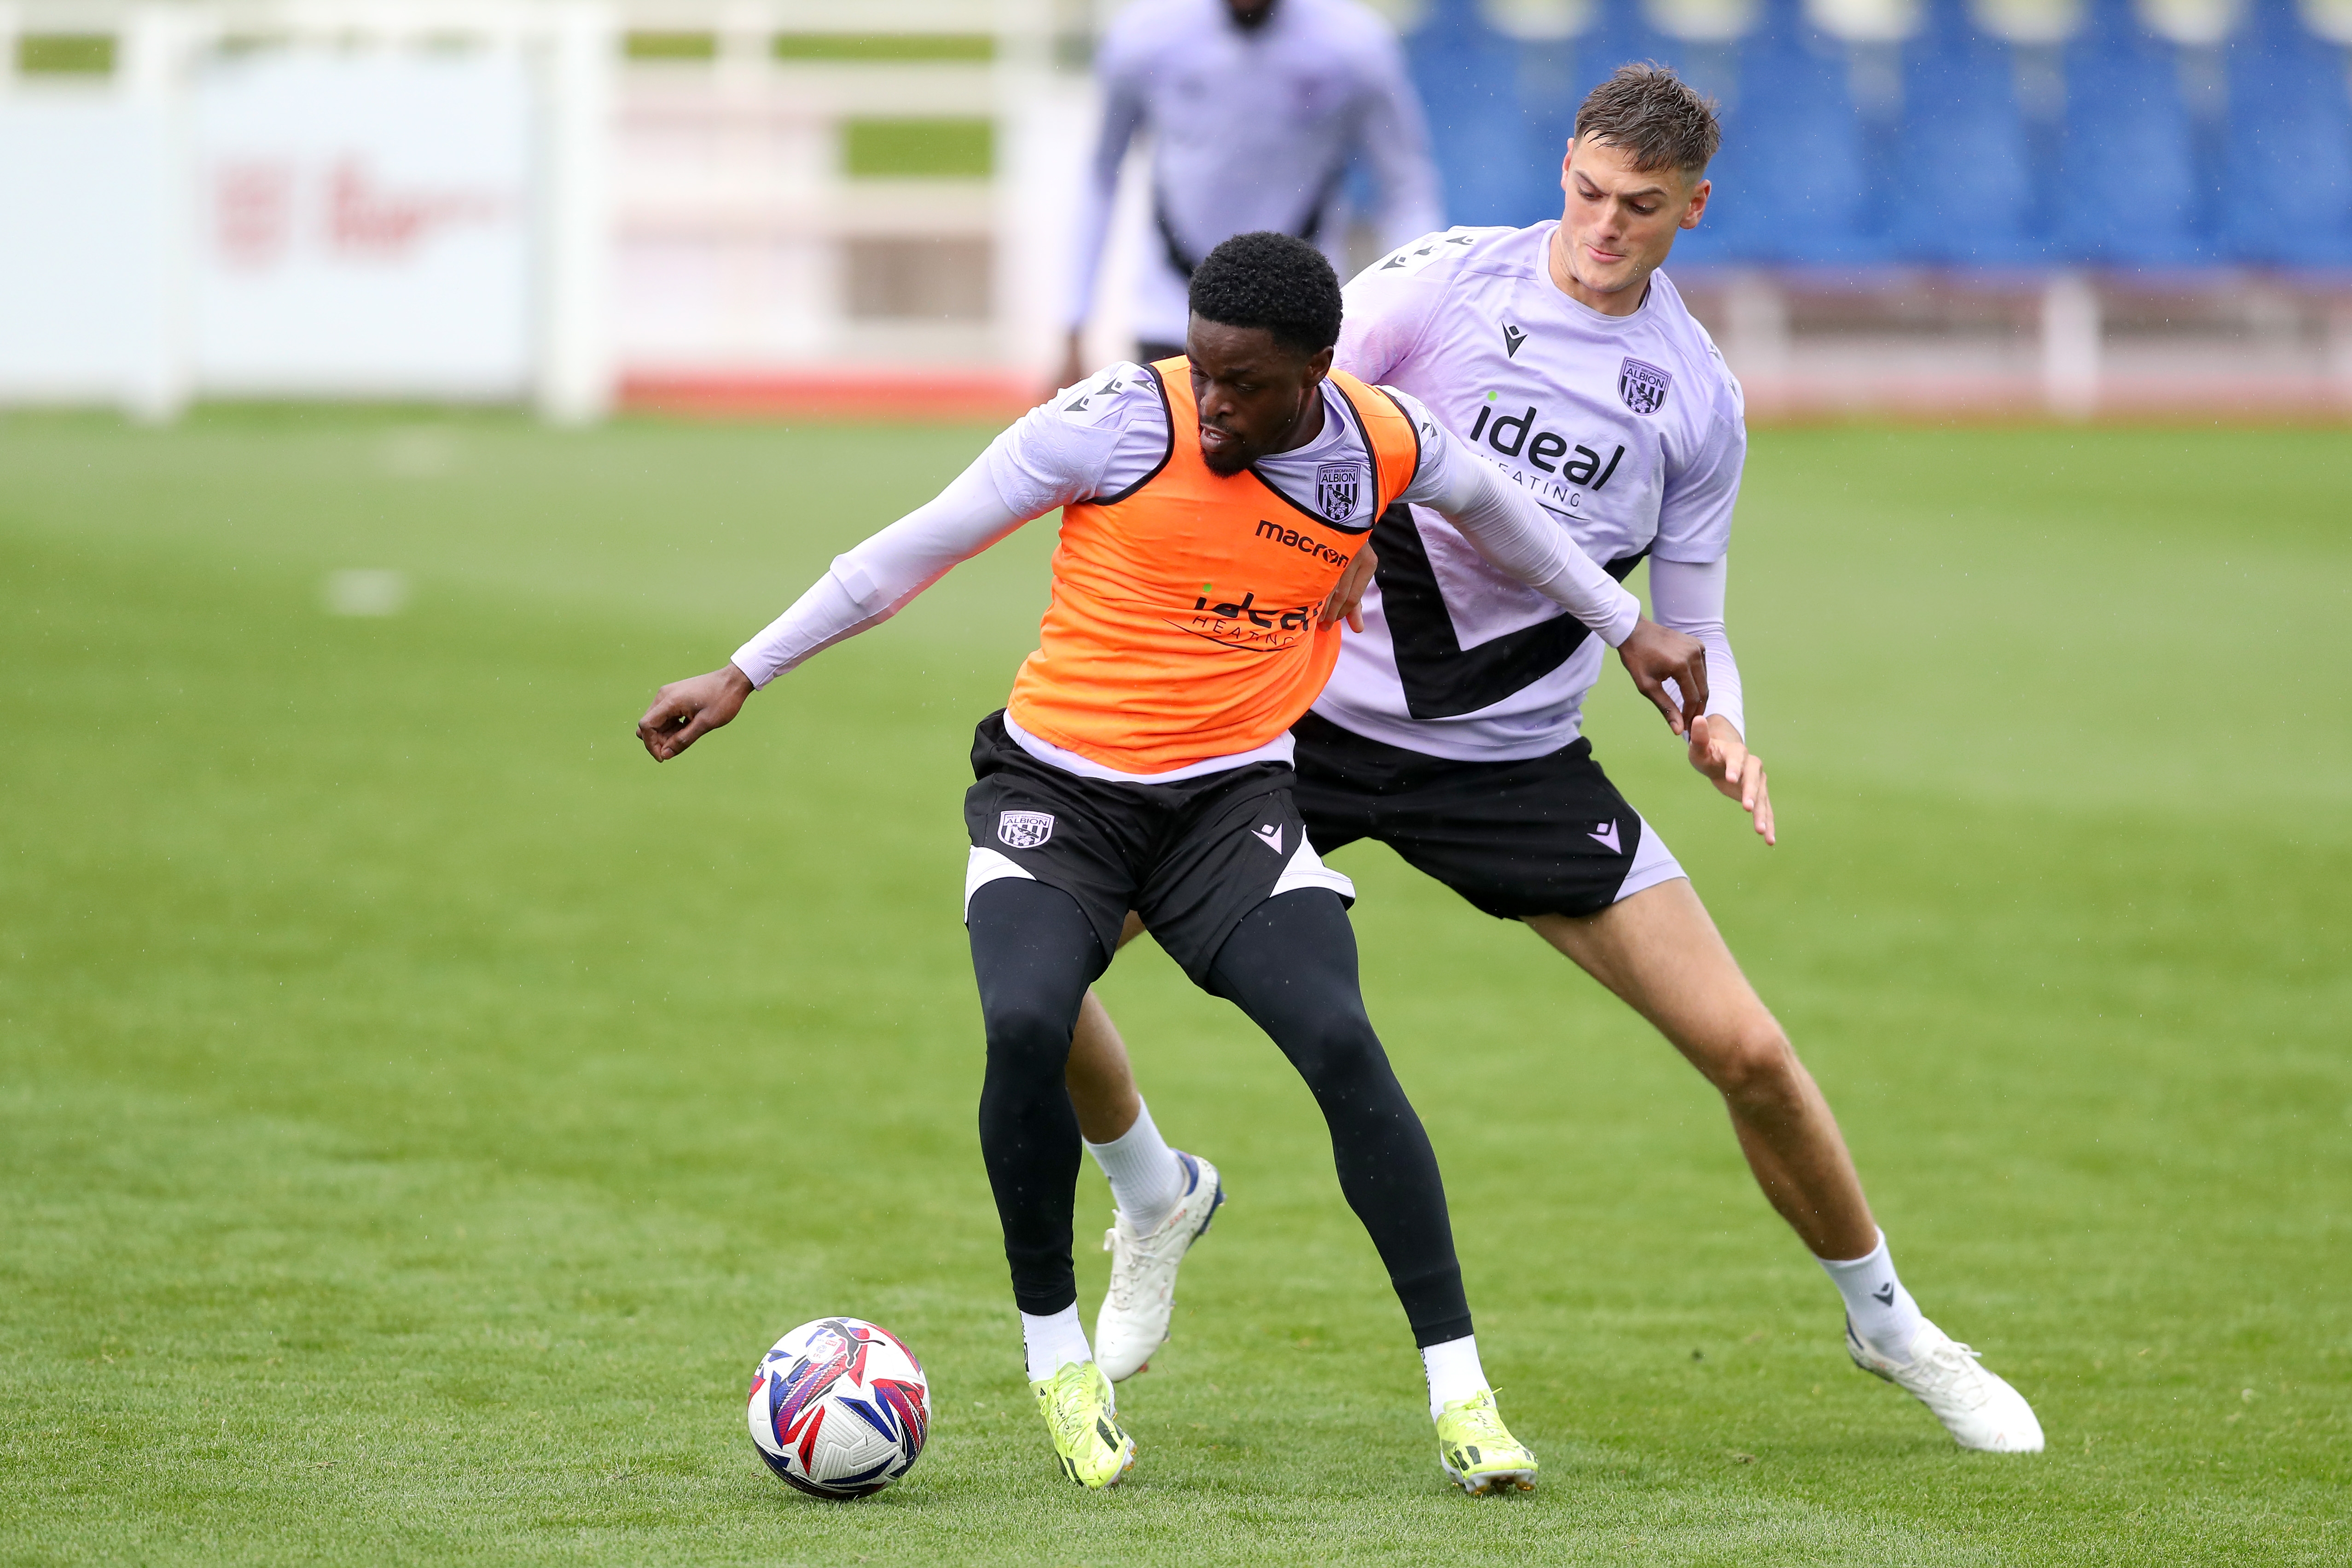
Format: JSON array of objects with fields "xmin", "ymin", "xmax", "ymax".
[
  {"xmin": 1250, "ymin": 823, "xmax": 1285, "ymax": 855},
  {"xmin": 998, "ymin": 811, "xmax": 1055, "ymax": 849},
  {"xmin": 1587, "ymin": 820, "xmax": 1621, "ymax": 853}
]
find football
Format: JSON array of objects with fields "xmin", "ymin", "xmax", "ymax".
[{"xmin": 746, "ymin": 1317, "xmax": 931, "ymax": 1499}]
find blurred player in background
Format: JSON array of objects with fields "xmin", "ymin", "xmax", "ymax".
[
  {"xmin": 1060, "ymin": 0, "xmax": 1442, "ymax": 384},
  {"xmin": 1066, "ymin": 64, "xmax": 2047, "ymax": 1457}
]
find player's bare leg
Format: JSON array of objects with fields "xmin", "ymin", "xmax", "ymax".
[
  {"xmin": 1064, "ymin": 911, "xmax": 1148, "ymax": 1142},
  {"xmin": 1064, "ymin": 917, "xmax": 1224, "ymax": 1381},
  {"xmin": 1528, "ymin": 878, "xmax": 2043, "ymax": 1451},
  {"xmin": 1066, "ymin": 990, "xmax": 1143, "ymax": 1143},
  {"xmin": 1525, "ymin": 877, "xmax": 1874, "ymax": 1259}
]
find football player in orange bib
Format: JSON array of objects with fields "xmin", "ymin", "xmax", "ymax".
[{"xmin": 638, "ymin": 233, "xmax": 1710, "ymax": 1493}]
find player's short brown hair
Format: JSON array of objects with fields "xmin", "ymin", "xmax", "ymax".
[{"xmin": 1574, "ymin": 62, "xmax": 1721, "ymax": 176}]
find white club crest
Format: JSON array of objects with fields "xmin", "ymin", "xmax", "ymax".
[
  {"xmin": 997, "ymin": 810, "xmax": 1055, "ymax": 849},
  {"xmin": 1617, "ymin": 357, "xmax": 1672, "ymax": 416},
  {"xmin": 1316, "ymin": 463, "xmax": 1363, "ymax": 523}
]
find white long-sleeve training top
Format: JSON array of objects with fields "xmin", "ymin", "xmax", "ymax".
[
  {"xmin": 1068, "ymin": 0, "xmax": 1444, "ymax": 347},
  {"xmin": 731, "ymin": 367, "xmax": 1640, "ymax": 781},
  {"xmin": 1315, "ymin": 224, "xmax": 1750, "ymax": 759}
]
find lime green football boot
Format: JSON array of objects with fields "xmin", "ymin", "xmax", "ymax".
[
  {"xmin": 1032, "ymin": 1359, "xmax": 1136, "ymax": 1489},
  {"xmin": 1434, "ymin": 1388, "xmax": 1538, "ymax": 1495}
]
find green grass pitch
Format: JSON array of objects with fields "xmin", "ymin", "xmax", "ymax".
[{"xmin": 2, "ymin": 410, "xmax": 2346, "ymax": 1565}]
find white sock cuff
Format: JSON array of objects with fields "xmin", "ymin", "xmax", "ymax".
[
  {"xmin": 1083, "ymin": 1099, "xmax": 1186, "ymax": 1232},
  {"xmin": 1020, "ymin": 1305, "xmax": 1092, "ymax": 1382},
  {"xmin": 1083, "ymin": 1098, "xmax": 1161, "ymax": 1155},
  {"xmin": 1816, "ymin": 1229, "xmax": 1890, "ymax": 1277},
  {"xmin": 1420, "ymin": 1333, "xmax": 1487, "ymax": 1419}
]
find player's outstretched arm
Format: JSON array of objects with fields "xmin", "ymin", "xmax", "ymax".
[
  {"xmin": 633, "ymin": 387, "xmax": 1127, "ymax": 766},
  {"xmin": 1412, "ymin": 420, "xmax": 1708, "ymax": 731},
  {"xmin": 633, "ymin": 446, "xmax": 1031, "ymax": 766},
  {"xmin": 1417, "ymin": 430, "xmax": 1637, "ymax": 629},
  {"xmin": 637, "ymin": 663, "xmax": 753, "ymax": 762}
]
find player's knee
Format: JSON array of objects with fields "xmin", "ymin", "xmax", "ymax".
[
  {"xmin": 980, "ymin": 995, "xmax": 1079, "ymax": 1063},
  {"xmin": 1281, "ymin": 1011, "xmax": 1386, "ymax": 1095},
  {"xmin": 1704, "ymin": 1019, "xmax": 1800, "ymax": 1111}
]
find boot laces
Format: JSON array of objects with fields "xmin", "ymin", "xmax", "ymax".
[
  {"xmin": 1102, "ymin": 1210, "xmax": 1183, "ymax": 1311},
  {"xmin": 1043, "ymin": 1366, "xmax": 1103, "ymax": 1446},
  {"xmin": 1909, "ymin": 1338, "xmax": 1990, "ymax": 1407},
  {"xmin": 1448, "ymin": 1394, "xmax": 1518, "ymax": 1451}
]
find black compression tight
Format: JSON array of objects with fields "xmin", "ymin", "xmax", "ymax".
[
  {"xmin": 967, "ymin": 879, "xmax": 1471, "ymax": 1346},
  {"xmin": 1202, "ymin": 891, "xmax": 1473, "ymax": 1346},
  {"xmin": 969, "ymin": 879, "xmax": 1107, "ymax": 1322}
]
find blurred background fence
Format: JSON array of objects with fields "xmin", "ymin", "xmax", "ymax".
[{"xmin": 2, "ymin": 0, "xmax": 2347, "ymax": 420}]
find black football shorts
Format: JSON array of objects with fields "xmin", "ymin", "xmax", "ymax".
[
  {"xmin": 1289, "ymin": 710, "xmax": 1686, "ymax": 921},
  {"xmin": 962, "ymin": 712, "xmax": 1356, "ymax": 983}
]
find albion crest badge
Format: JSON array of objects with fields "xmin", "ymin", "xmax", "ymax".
[
  {"xmin": 1315, "ymin": 463, "xmax": 1362, "ymax": 523},
  {"xmin": 997, "ymin": 810, "xmax": 1054, "ymax": 849},
  {"xmin": 1617, "ymin": 357, "xmax": 1672, "ymax": 415}
]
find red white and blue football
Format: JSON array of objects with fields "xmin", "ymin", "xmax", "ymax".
[{"xmin": 746, "ymin": 1317, "xmax": 930, "ymax": 1499}]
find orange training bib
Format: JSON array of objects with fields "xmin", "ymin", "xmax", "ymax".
[{"xmin": 1005, "ymin": 359, "xmax": 1421, "ymax": 775}]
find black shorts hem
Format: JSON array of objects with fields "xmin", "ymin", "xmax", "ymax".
[{"xmin": 1291, "ymin": 710, "xmax": 1644, "ymax": 922}]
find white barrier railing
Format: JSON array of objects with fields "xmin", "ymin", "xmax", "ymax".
[
  {"xmin": 0, "ymin": 0, "xmax": 1075, "ymax": 419},
  {"xmin": 0, "ymin": 1, "xmax": 618, "ymax": 419}
]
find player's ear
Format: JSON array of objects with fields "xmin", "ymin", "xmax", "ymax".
[
  {"xmin": 1682, "ymin": 175, "xmax": 1711, "ymax": 230},
  {"xmin": 1560, "ymin": 139, "xmax": 1576, "ymax": 190},
  {"xmin": 1300, "ymin": 343, "xmax": 1334, "ymax": 389}
]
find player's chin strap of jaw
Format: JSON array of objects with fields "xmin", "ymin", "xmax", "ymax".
[{"xmin": 1431, "ymin": 455, "xmax": 1642, "ymax": 647}]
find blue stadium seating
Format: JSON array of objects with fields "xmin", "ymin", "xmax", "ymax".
[
  {"xmin": 1719, "ymin": 0, "xmax": 1879, "ymax": 264},
  {"xmin": 2222, "ymin": 0, "xmax": 2352, "ymax": 265},
  {"xmin": 1395, "ymin": 0, "xmax": 2352, "ymax": 271},
  {"xmin": 1893, "ymin": 0, "xmax": 2039, "ymax": 264},
  {"xmin": 1406, "ymin": 0, "xmax": 1548, "ymax": 229},
  {"xmin": 2059, "ymin": 0, "xmax": 2203, "ymax": 262}
]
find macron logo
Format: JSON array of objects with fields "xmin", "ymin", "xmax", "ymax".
[
  {"xmin": 1587, "ymin": 820, "xmax": 1620, "ymax": 853},
  {"xmin": 1501, "ymin": 323, "xmax": 1527, "ymax": 359},
  {"xmin": 1250, "ymin": 823, "xmax": 1285, "ymax": 855}
]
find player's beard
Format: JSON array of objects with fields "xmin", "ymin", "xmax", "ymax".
[{"xmin": 1199, "ymin": 433, "xmax": 1253, "ymax": 477}]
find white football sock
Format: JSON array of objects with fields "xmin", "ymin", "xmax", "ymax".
[
  {"xmin": 1818, "ymin": 1229, "xmax": 1927, "ymax": 1362},
  {"xmin": 1021, "ymin": 1305, "xmax": 1092, "ymax": 1382},
  {"xmin": 1421, "ymin": 1334, "xmax": 1487, "ymax": 1419},
  {"xmin": 1084, "ymin": 1099, "xmax": 1186, "ymax": 1233}
]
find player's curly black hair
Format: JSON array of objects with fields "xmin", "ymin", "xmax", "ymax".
[{"xmin": 1187, "ymin": 231, "xmax": 1343, "ymax": 359}]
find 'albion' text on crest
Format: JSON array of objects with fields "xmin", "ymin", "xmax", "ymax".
[
  {"xmin": 997, "ymin": 811, "xmax": 1054, "ymax": 849},
  {"xmin": 1617, "ymin": 357, "xmax": 1672, "ymax": 416},
  {"xmin": 1315, "ymin": 463, "xmax": 1362, "ymax": 523}
]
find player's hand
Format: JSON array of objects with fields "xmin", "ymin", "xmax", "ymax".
[
  {"xmin": 1688, "ymin": 714, "xmax": 1774, "ymax": 845},
  {"xmin": 1616, "ymin": 618, "xmax": 1708, "ymax": 737},
  {"xmin": 1321, "ymin": 543, "xmax": 1379, "ymax": 631},
  {"xmin": 637, "ymin": 664, "xmax": 754, "ymax": 761}
]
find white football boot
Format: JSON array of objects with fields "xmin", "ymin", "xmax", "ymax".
[
  {"xmin": 1093, "ymin": 1150, "xmax": 1225, "ymax": 1382},
  {"xmin": 1847, "ymin": 1317, "xmax": 2044, "ymax": 1452}
]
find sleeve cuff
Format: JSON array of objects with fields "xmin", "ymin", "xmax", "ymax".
[{"xmin": 1597, "ymin": 588, "xmax": 1641, "ymax": 648}]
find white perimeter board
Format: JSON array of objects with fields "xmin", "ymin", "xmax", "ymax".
[{"xmin": 192, "ymin": 48, "xmax": 535, "ymax": 397}]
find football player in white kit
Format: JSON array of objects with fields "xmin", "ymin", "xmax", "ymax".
[
  {"xmin": 1061, "ymin": 0, "xmax": 1443, "ymax": 385},
  {"xmin": 1062, "ymin": 64, "xmax": 2046, "ymax": 1456}
]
